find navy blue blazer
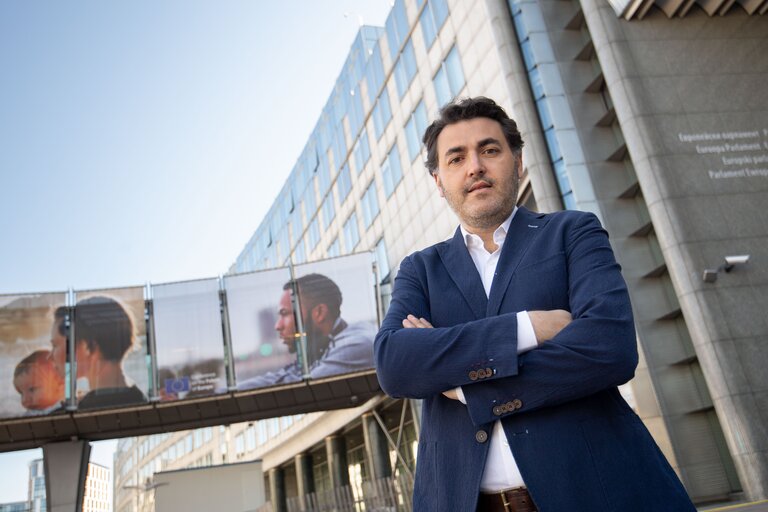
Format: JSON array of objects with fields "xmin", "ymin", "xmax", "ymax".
[{"xmin": 375, "ymin": 208, "xmax": 694, "ymax": 511}]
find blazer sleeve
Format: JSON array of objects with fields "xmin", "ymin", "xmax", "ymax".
[
  {"xmin": 374, "ymin": 256, "xmax": 524, "ymax": 399},
  {"xmin": 461, "ymin": 212, "xmax": 637, "ymax": 425}
]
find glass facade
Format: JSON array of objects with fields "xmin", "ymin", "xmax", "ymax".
[{"xmin": 508, "ymin": 0, "xmax": 575, "ymax": 209}]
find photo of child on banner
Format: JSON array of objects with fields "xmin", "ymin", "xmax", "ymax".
[{"xmin": 0, "ymin": 293, "xmax": 66, "ymax": 417}]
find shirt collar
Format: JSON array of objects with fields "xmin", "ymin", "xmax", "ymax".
[{"xmin": 460, "ymin": 207, "xmax": 518, "ymax": 250}]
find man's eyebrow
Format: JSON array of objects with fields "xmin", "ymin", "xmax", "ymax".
[
  {"xmin": 477, "ymin": 137, "xmax": 501, "ymax": 148},
  {"xmin": 443, "ymin": 145, "xmax": 465, "ymax": 159}
]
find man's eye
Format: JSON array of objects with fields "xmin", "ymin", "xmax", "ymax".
[
  {"xmin": 483, "ymin": 147, "xmax": 499, "ymax": 154},
  {"xmin": 448, "ymin": 156, "xmax": 463, "ymax": 165}
]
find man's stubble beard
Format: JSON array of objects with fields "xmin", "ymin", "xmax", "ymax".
[{"xmin": 440, "ymin": 169, "xmax": 520, "ymax": 231}]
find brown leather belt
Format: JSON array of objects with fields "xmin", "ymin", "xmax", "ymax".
[{"xmin": 477, "ymin": 487, "xmax": 537, "ymax": 512}]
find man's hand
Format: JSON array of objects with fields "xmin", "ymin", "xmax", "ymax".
[
  {"xmin": 402, "ymin": 314, "xmax": 433, "ymax": 329},
  {"xmin": 528, "ymin": 309, "xmax": 572, "ymax": 345}
]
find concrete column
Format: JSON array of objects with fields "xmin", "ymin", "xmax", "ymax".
[
  {"xmin": 43, "ymin": 440, "xmax": 91, "ymax": 512},
  {"xmin": 268, "ymin": 467, "xmax": 287, "ymax": 512},
  {"xmin": 362, "ymin": 413, "xmax": 392, "ymax": 481},
  {"xmin": 294, "ymin": 453, "xmax": 314, "ymax": 511},
  {"xmin": 324, "ymin": 434, "xmax": 349, "ymax": 488}
]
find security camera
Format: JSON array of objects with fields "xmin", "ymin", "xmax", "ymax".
[{"xmin": 724, "ymin": 255, "xmax": 750, "ymax": 267}]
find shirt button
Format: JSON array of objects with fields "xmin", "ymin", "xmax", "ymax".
[
  {"xmin": 475, "ymin": 430, "xmax": 488, "ymax": 443},
  {"xmin": 469, "ymin": 370, "xmax": 478, "ymax": 381}
]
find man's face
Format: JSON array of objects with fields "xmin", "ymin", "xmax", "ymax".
[
  {"xmin": 432, "ymin": 117, "xmax": 522, "ymax": 231},
  {"xmin": 275, "ymin": 289, "xmax": 298, "ymax": 353},
  {"xmin": 49, "ymin": 319, "xmax": 67, "ymax": 377}
]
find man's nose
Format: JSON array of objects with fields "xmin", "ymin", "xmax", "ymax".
[{"xmin": 467, "ymin": 151, "xmax": 485, "ymax": 176}]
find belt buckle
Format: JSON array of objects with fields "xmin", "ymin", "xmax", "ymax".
[{"xmin": 500, "ymin": 489, "xmax": 513, "ymax": 512}]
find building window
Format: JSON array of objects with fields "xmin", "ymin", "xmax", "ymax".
[
  {"xmin": 293, "ymin": 239, "xmax": 306, "ymax": 263},
  {"xmin": 321, "ymin": 194, "xmax": 335, "ymax": 229},
  {"xmin": 394, "ymin": 39, "xmax": 418, "ymax": 98},
  {"xmin": 433, "ymin": 45, "xmax": 465, "ymax": 107},
  {"xmin": 343, "ymin": 212, "xmax": 360, "ymax": 253},
  {"xmin": 361, "ymin": 182, "xmax": 380, "ymax": 229},
  {"xmin": 385, "ymin": 0, "xmax": 409, "ymax": 59},
  {"xmin": 420, "ymin": 0, "xmax": 449, "ymax": 49},
  {"xmin": 382, "ymin": 143, "xmax": 404, "ymax": 198},
  {"xmin": 354, "ymin": 129, "xmax": 371, "ymax": 174},
  {"xmin": 365, "ymin": 44, "xmax": 386, "ymax": 103},
  {"xmin": 337, "ymin": 163, "xmax": 352, "ymax": 202},
  {"xmin": 372, "ymin": 90, "xmax": 392, "ymax": 140},
  {"xmin": 375, "ymin": 238, "xmax": 391, "ymax": 283},
  {"xmin": 328, "ymin": 237, "xmax": 340, "ymax": 257},
  {"xmin": 405, "ymin": 100, "xmax": 429, "ymax": 162},
  {"xmin": 308, "ymin": 218, "xmax": 321, "ymax": 250}
]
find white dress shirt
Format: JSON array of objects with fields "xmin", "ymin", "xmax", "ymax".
[{"xmin": 454, "ymin": 207, "xmax": 538, "ymax": 491}]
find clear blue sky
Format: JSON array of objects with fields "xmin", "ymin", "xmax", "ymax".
[{"xmin": 0, "ymin": 0, "xmax": 391, "ymax": 503}]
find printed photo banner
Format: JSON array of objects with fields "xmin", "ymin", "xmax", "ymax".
[
  {"xmin": 291, "ymin": 252, "xmax": 377, "ymax": 382},
  {"xmin": 225, "ymin": 267, "xmax": 296, "ymax": 391},
  {"xmin": 152, "ymin": 278, "xmax": 227, "ymax": 402},
  {"xmin": 0, "ymin": 292, "xmax": 67, "ymax": 419},
  {"xmin": 72, "ymin": 287, "xmax": 149, "ymax": 410}
]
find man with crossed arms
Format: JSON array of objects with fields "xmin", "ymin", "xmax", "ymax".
[{"xmin": 374, "ymin": 97, "xmax": 694, "ymax": 511}]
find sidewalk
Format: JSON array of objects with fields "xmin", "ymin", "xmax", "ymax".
[{"xmin": 699, "ymin": 500, "xmax": 768, "ymax": 512}]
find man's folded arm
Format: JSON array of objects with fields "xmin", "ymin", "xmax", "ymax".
[
  {"xmin": 374, "ymin": 256, "xmax": 526, "ymax": 399},
  {"xmin": 461, "ymin": 213, "xmax": 638, "ymax": 425}
]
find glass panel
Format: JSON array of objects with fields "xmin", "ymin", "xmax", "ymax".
[
  {"xmin": 343, "ymin": 212, "xmax": 360, "ymax": 253},
  {"xmin": 321, "ymin": 194, "xmax": 336, "ymax": 229},
  {"xmin": 337, "ymin": 164, "xmax": 352, "ymax": 202},
  {"xmin": 375, "ymin": 238, "xmax": 391, "ymax": 283},
  {"xmin": 225, "ymin": 267, "xmax": 297, "ymax": 390},
  {"xmin": 420, "ymin": 7, "xmax": 437, "ymax": 49},
  {"xmin": 328, "ymin": 238, "xmax": 341, "ymax": 258},
  {"xmin": 520, "ymin": 39, "xmax": 536, "ymax": 71},
  {"xmin": 292, "ymin": 253, "xmax": 377, "ymax": 379},
  {"xmin": 445, "ymin": 46, "xmax": 465, "ymax": 97},
  {"xmin": 383, "ymin": 143, "xmax": 403, "ymax": 197},
  {"xmin": 0, "ymin": 292, "xmax": 66, "ymax": 418},
  {"xmin": 529, "ymin": 67, "xmax": 544, "ymax": 100},
  {"xmin": 536, "ymin": 97, "xmax": 553, "ymax": 130},
  {"xmin": 431, "ymin": 0, "xmax": 449, "ymax": 29},
  {"xmin": 354, "ymin": 129, "xmax": 371, "ymax": 174},
  {"xmin": 361, "ymin": 181, "xmax": 380, "ymax": 228},
  {"xmin": 385, "ymin": 0, "xmax": 409, "ymax": 59},
  {"xmin": 73, "ymin": 287, "xmax": 149, "ymax": 410},
  {"xmin": 405, "ymin": 114, "xmax": 420, "ymax": 162},
  {"xmin": 152, "ymin": 278, "xmax": 227, "ymax": 402},
  {"xmin": 433, "ymin": 66, "xmax": 451, "ymax": 107}
]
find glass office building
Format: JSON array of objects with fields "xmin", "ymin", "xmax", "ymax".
[{"xmin": 115, "ymin": 0, "xmax": 768, "ymax": 509}]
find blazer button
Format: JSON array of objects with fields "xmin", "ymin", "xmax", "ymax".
[
  {"xmin": 485, "ymin": 367, "xmax": 493, "ymax": 376},
  {"xmin": 477, "ymin": 368, "xmax": 487, "ymax": 379},
  {"xmin": 492, "ymin": 405, "xmax": 503, "ymax": 416},
  {"xmin": 469, "ymin": 370, "xmax": 478, "ymax": 381},
  {"xmin": 475, "ymin": 430, "xmax": 488, "ymax": 443},
  {"xmin": 505, "ymin": 401, "xmax": 515, "ymax": 411},
  {"xmin": 512, "ymin": 399, "xmax": 522, "ymax": 410}
]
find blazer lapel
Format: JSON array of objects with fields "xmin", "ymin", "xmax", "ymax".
[
  {"xmin": 437, "ymin": 228, "xmax": 488, "ymax": 320},
  {"xmin": 487, "ymin": 207, "xmax": 548, "ymax": 316}
]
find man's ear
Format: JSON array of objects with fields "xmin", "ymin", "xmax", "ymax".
[
  {"xmin": 515, "ymin": 153, "xmax": 523, "ymax": 179},
  {"xmin": 311, "ymin": 303, "xmax": 329, "ymax": 324},
  {"xmin": 432, "ymin": 171, "xmax": 445, "ymax": 198}
]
